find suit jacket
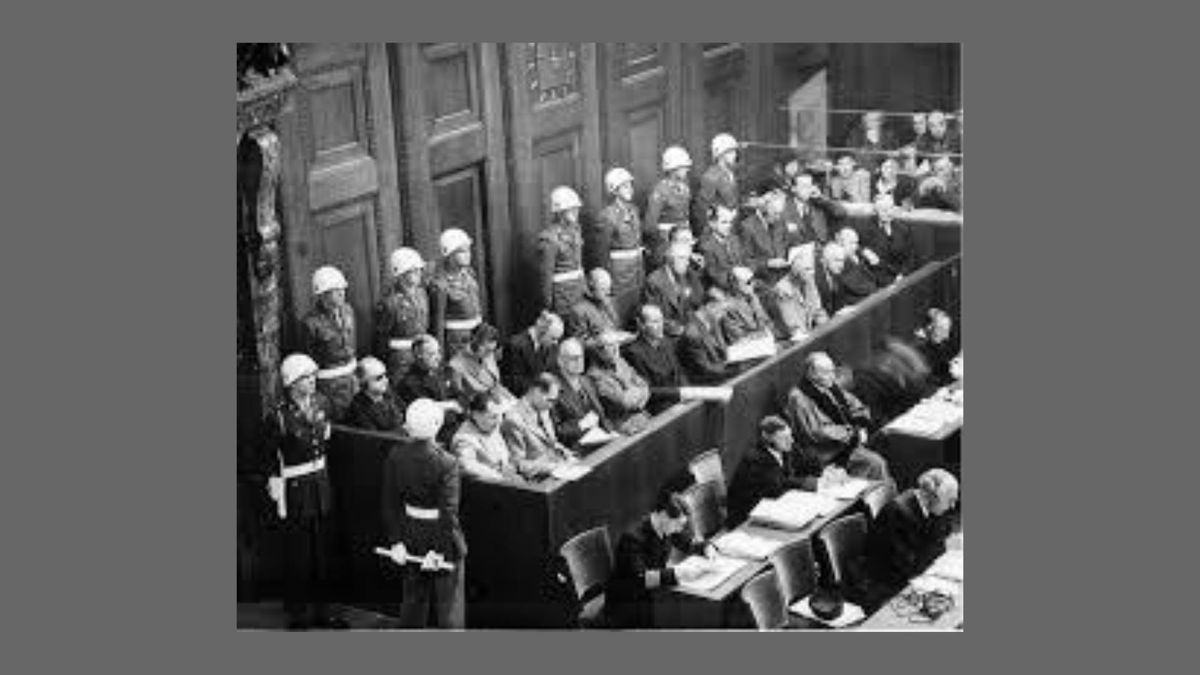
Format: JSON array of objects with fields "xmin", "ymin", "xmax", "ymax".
[
  {"xmin": 815, "ymin": 263, "xmax": 845, "ymax": 315},
  {"xmin": 587, "ymin": 358, "xmax": 652, "ymax": 435},
  {"xmin": 784, "ymin": 380, "xmax": 872, "ymax": 462},
  {"xmin": 345, "ymin": 390, "xmax": 404, "ymax": 433},
  {"xmin": 858, "ymin": 219, "xmax": 916, "ymax": 286},
  {"xmin": 769, "ymin": 273, "xmax": 827, "ymax": 337},
  {"xmin": 866, "ymin": 490, "xmax": 954, "ymax": 591},
  {"xmin": 721, "ymin": 291, "xmax": 776, "ymax": 343},
  {"xmin": 380, "ymin": 438, "xmax": 466, "ymax": 562},
  {"xmin": 500, "ymin": 329, "xmax": 559, "ymax": 396},
  {"xmin": 622, "ymin": 335, "xmax": 686, "ymax": 413},
  {"xmin": 726, "ymin": 445, "xmax": 822, "ymax": 526},
  {"xmin": 643, "ymin": 266, "xmax": 705, "ymax": 339},
  {"xmin": 837, "ymin": 257, "xmax": 878, "ymax": 308},
  {"xmin": 553, "ymin": 372, "xmax": 609, "ymax": 449},
  {"xmin": 737, "ymin": 212, "xmax": 789, "ymax": 279},
  {"xmin": 678, "ymin": 311, "xmax": 730, "ymax": 385},
  {"xmin": 697, "ymin": 232, "xmax": 746, "ymax": 292},
  {"xmin": 609, "ymin": 519, "xmax": 689, "ymax": 628},
  {"xmin": 501, "ymin": 397, "xmax": 568, "ymax": 465},
  {"xmin": 567, "ymin": 293, "xmax": 620, "ymax": 346},
  {"xmin": 782, "ymin": 196, "xmax": 845, "ymax": 247}
]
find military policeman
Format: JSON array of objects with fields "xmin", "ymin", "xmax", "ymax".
[
  {"xmin": 695, "ymin": 133, "xmax": 741, "ymax": 236},
  {"xmin": 538, "ymin": 186, "xmax": 587, "ymax": 317},
  {"xmin": 379, "ymin": 398, "xmax": 467, "ymax": 628},
  {"xmin": 302, "ymin": 265, "xmax": 358, "ymax": 421},
  {"xmin": 644, "ymin": 146, "xmax": 694, "ymax": 271},
  {"xmin": 591, "ymin": 167, "xmax": 644, "ymax": 325},
  {"xmin": 432, "ymin": 228, "xmax": 483, "ymax": 361},
  {"xmin": 373, "ymin": 247, "xmax": 431, "ymax": 379},
  {"xmin": 264, "ymin": 353, "xmax": 347, "ymax": 629}
]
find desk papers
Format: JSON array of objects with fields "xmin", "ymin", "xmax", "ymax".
[
  {"xmin": 550, "ymin": 463, "xmax": 591, "ymax": 482},
  {"xmin": 748, "ymin": 490, "xmax": 840, "ymax": 530},
  {"xmin": 674, "ymin": 554, "xmax": 748, "ymax": 593},
  {"xmin": 726, "ymin": 334, "xmax": 778, "ymax": 364},
  {"xmin": 925, "ymin": 550, "xmax": 964, "ymax": 583},
  {"xmin": 712, "ymin": 530, "xmax": 785, "ymax": 561},
  {"xmin": 578, "ymin": 426, "xmax": 619, "ymax": 447},
  {"xmin": 886, "ymin": 391, "xmax": 963, "ymax": 438},
  {"xmin": 817, "ymin": 477, "xmax": 874, "ymax": 501}
]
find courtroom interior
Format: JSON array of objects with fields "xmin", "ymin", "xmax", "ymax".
[{"xmin": 236, "ymin": 42, "xmax": 963, "ymax": 630}]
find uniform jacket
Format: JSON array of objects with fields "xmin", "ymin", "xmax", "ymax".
[
  {"xmin": 678, "ymin": 310, "xmax": 730, "ymax": 385},
  {"xmin": 567, "ymin": 292, "xmax": 620, "ymax": 346},
  {"xmin": 726, "ymin": 444, "xmax": 822, "ymax": 527},
  {"xmin": 380, "ymin": 437, "xmax": 466, "ymax": 562},
  {"xmin": 538, "ymin": 222, "xmax": 584, "ymax": 309},
  {"xmin": 737, "ymin": 211, "xmax": 790, "ymax": 278},
  {"xmin": 500, "ymin": 329, "xmax": 559, "ymax": 396},
  {"xmin": 448, "ymin": 352, "xmax": 513, "ymax": 405},
  {"xmin": 643, "ymin": 265, "xmax": 705, "ymax": 339},
  {"xmin": 372, "ymin": 281, "xmax": 431, "ymax": 361},
  {"xmin": 695, "ymin": 164, "xmax": 739, "ymax": 230},
  {"xmin": 395, "ymin": 362, "xmax": 455, "ymax": 405},
  {"xmin": 553, "ymin": 372, "xmax": 610, "ymax": 448},
  {"xmin": 302, "ymin": 305, "xmax": 356, "ymax": 368},
  {"xmin": 644, "ymin": 177, "xmax": 692, "ymax": 269},
  {"xmin": 451, "ymin": 419, "xmax": 518, "ymax": 482},
  {"xmin": 587, "ymin": 200, "xmax": 643, "ymax": 274},
  {"xmin": 431, "ymin": 266, "xmax": 482, "ymax": 338},
  {"xmin": 264, "ymin": 393, "xmax": 335, "ymax": 521},
  {"xmin": 721, "ymin": 290, "xmax": 776, "ymax": 343},
  {"xmin": 609, "ymin": 519, "xmax": 690, "ymax": 628},
  {"xmin": 781, "ymin": 195, "xmax": 845, "ymax": 246}
]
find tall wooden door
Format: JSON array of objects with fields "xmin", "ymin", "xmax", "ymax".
[
  {"xmin": 504, "ymin": 43, "xmax": 604, "ymax": 329},
  {"xmin": 278, "ymin": 43, "xmax": 403, "ymax": 353},
  {"xmin": 389, "ymin": 43, "xmax": 513, "ymax": 333}
]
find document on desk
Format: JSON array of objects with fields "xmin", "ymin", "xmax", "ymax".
[
  {"xmin": 926, "ymin": 550, "xmax": 964, "ymax": 583},
  {"xmin": 712, "ymin": 530, "xmax": 785, "ymax": 561},
  {"xmin": 674, "ymin": 554, "xmax": 748, "ymax": 593},
  {"xmin": 726, "ymin": 334, "xmax": 778, "ymax": 364},
  {"xmin": 550, "ymin": 463, "xmax": 591, "ymax": 482},
  {"xmin": 818, "ymin": 477, "xmax": 874, "ymax": 501},
  {"xmin": 749, "ymin": 490, "xmax": 840, "ymax": 530},
  {"xmin": 578, "ymin": 426, "xmax": 619, "ymax": 447}
]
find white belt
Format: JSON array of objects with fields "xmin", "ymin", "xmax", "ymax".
[
  {"xmin": 553, "ymin": 269, "xmax": 583, "ymax": 283},
  {"xmin": 317, "ymin": 359, "xmax": 356, "ymax": 380},
  {"xmin": 445, "ymin": 316, "xmax": 482, "ymax": 332},
  {"xmin": 610, "ymin": 248, "xmax": 642, "ymax": 261},
  {"xmin": 281, "ymin": 456, "xmax": 326, "ymax": 480},
  {"xmin": 657, "ymin": 221, "xmax": 683, "ymax": 233},
  {"xmin": 405, "ymin": 504, "xmax": 440, "ymax": 520},
  {"xmin": 389, "ymin": 338, "xmax": 415, "ymax": 351}
]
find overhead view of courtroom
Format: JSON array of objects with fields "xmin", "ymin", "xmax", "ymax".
[{"xmin": 236, "ymin": 42, "xmax": 963, "ymax": 631}]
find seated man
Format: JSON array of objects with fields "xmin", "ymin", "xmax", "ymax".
[
  {"xmin": 678, "ymin": 295, "xmax": 733, "ymax": 385},
  {"xmin": 500, "ymin": 372, "xmax": 574, "ymax": 479},
  {"xmin": 587, "ymin": 331, "xmax": 652, "ymax": 435},
  {"xmin": 500, "ymin": 310, "xmax": 564, "ymax": 396},
  {"xmin": 345, "ymin": 356, "xmax": 404, "ymax": 432},
  {"xmin": 395, "ymin": 335, "xmax": 462, "ymax": 443},
  {"xmin": 866, "ymin": 468, "xmax": 960, "ymax": 597},
  {"xmin": 696, "ymin": 204, "xmax": 746, "ymax": 293},
  {"xmin": 567, "ymin": 268, "xmax": 622, "ymax": 348},
  {"xmin": 916, "ymin": 155, "xmax": 962, "ymax": 212},
  {"xmin": 859, "ymin": 193, "xmax": 916, "ymax": 287},
  {"xmin": 850, "ymin": 337, "xmax": 933, "ymax": 425},
  {"xmin": 829, "ymin": 154, "xmax": 871, "ymax": 204},
  {"xmin": 914, "ymin": 308, "xmax": 959, "ymax": 388},
  {"xmin": 451, "ymin": 393, "xmax": 522, "ymax": 482},
  {"xmin": 726, "ymin": 416, "xmax": 824, "ymax": 526},
  {"xmin": 553, "ymin": 338, "xmax": 612, "ymax": 449},
  {"xmin": 833, "ymin": 227, "xmax": 879, "ymax": 308},
  {"xmin": 643, "ymin": 241, "xmax": 706, "ymax": 339},
  {"xmin": 784, "ymin": 352, "xmax": 891, "ymax": 483},
  {"xmin": 448, "ymin": 323, "xmax": 517, "ymax": 408},
  {"xmin": 721, "ymin": 266, "xmax": 776, "ymax": 343},
  {"xmin": 737, "ymin": 189, "xmax": 790, "ymax": 281},
  {"xmin": 816, "ymin": 242, "xmax": 848, "ymax": 314},
  {"xmin": 623, "ymin": 304, "xmax": 686, "ymax": 414},
  {"xmin": 609, "ymin": 481, "xmax": 709, "ymax": 628},
  {"xmin": 769, "ymin": 244, "xmax": 828, "ymax": 341},
  {"xmin": 782, "ymin": 171, "xmax": 846, "ymax": 248}
]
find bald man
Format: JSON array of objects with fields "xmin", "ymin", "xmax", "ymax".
[
  {"xmin": 568, "ymin": 268, "xmax": 622, "ymax": 348},
  {"xmin": 867, "ymin": 468, "xmax": 960, "ymax": 595},
  {"xmin": 500, "ymin": 311, "xmax": 564, "ymax": 396},
  {"xmin": 784, "ymin": 351, "xmax": 890, "ymax": 483}
]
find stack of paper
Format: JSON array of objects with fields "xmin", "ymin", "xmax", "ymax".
[
  {"xmin": 674, "ymin": 554, "xmax": 747, "ymax": 593},
  {"xmin": 712, "ymin": 530, "xmax": 785, "ymax": 561},
  {"xmin": 578, "ymin": 426, "xmax": 619, "ymax": 447},
  {"xmin": 925, "ymin": 550, "xmax": 964, "ymax": 583},
  {"xmin": 888, "ymin": 396, "xmax": 964, "ymax": 438},
  {"xmin": 726, "ymin": 334, "xmax": 778, "ymax": 364},
  {"xmin": 818, "ymin": 477, "xmax": 874, "ymax": 501},
  {"xmin": 550, "ymin": 463, "xmax": 591, "ymax": 482},
  {"xmin": 748, "ymin": 490, "xmax": 840, "ymax": 530}
]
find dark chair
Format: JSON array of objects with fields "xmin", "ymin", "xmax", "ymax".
[
  {"xmin": 688, "ymin": 449, "xmax": 726, "ymax": 500},
  {"xmin": 677, "ymin": 480, "xmax": 724, "ymax": 543},
  {"xmin": 558, "ymin": 525, "xmax": 614, "ymax": 628},
  {"xmin": 740, "ymin": 569, "xmax": 790, "ymax": 630},
  {"xmin": 769, "ymin": 539, "xmax": 819, "ymax": 605},
  {"xmin": 861, "ymin": 480, "xmax": 897, "ymax": 521},
  {"xmin": 816, "ymin": 513, "xmax": 870, "ymax": 597}
]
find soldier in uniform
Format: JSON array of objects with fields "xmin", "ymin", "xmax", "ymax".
[
  {"xmin": 263, "ymin": 353, "xmax": 347, "ymax": 630},
  {"xmin": 431, "ymin": 229, "xmax": 483, "ymax": 362},
  {"xmin": 373, "ymin": 247, "xmax": 431, "ymax": 380},
  {"xmin": 644, "ymin": 146, "xmax": 694, "ymax": 271},
  {"xmin": 695, "ymin": 133, "xmax": 741, "ymax": 238},
  {"xmin": 302, "ymin": 266, "xmax": 358, "ymax": 421},
  {"xmin": 538, "ymin": 186, "xmax": 587, "ymax": 317},
  {"xmin": 379, "ymin": 398, "xmax": 467, "ymax": 628},
  {"xmin": 590, "ymin": 167, "xmax": 645, "ymax": 325}
]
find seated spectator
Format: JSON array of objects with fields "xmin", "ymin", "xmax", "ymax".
[
  {"xmin": 552, "ymin": 337, "xmax": 612, "ymax": 449},
  {"xmin": 448, "ymin": 322, "xmax": 517, "ymax": 408},
  {"xmin": 500, "ymin": 310, "xmax": 564, "ymax": 396},
  {"xmin": 345, "ymin": 356, "xmax": 404, "ymax": 432},
  {"xmin": 737, "ymin": 189, "xmax": 790, "ymax": 281},
  {"xmin": 872, "ymin": 156, "xmax": 917, "ymax": 205},
  {"xmin": 568, "ymin": 268, "xmax": 621, "ymax": 348},
  {"xmin": 622, "ymin": 304, "xmax": 687, "ymax": 414},
  {"xmin": 697, "ymin": 205, "xmax": 746, "ymax": 292},
  {"xmin": 726, "ymin": 416, "xmax": 824, "ymax": 526},
  {"xmin": 643, "ymin": 241, "xmax": 705, "ymax": 339},
  {"xmin": 782, "ymin": 171, "xmax": 845, "ymax": 247},
  {"xmin": 721, "ymin": 266, "xmax": 776, "ymax": 343},
  {"xmin": 914, "ymin": 308, "xmax": 959, "ymax": 387},
  {"xmin": 866, "ymin": 468, "xmax": 959, "ymax": 595},
  {"xmin": 902, "ymin": 112, "xmax": 928, "ymax": 150},
  {"xmin": 833, "ymin": 227, "xmax": 879, "ymax": 308},
  {"xmin": 451, "ymin": 393, "xmax": 522, "ymax": 482},
  {"xmin": 587, "ymin": 331, "xmax": 652, "ymax": 435},
  {"xmin": 395, "ymin": 334, "xmax": 462, "ymax": 443},
  {"xmin": 921, "ymin": 110, "xmax": 961, "ymax": 158},
  {"xmin": 916, "ymin": 155, "xmax": 962, "ymax": 212},
  {"xmin": 769, "ymin": 245, "xmax": 828, "ymax": 341},
  {"xmin": 850, "ymin": 337, "xmax": 933, "ymax": 425},
  {"xmin": 829, "ymin": 154, "xmax": 872, "ymax": 203},
  {"xmin": 816, "ymin": 242, "xmax": 849, "ymax": 314},
  {"xmin": 500, "ymin": 373, "xmax": 574, "ymax": 478},
  {"xmin": 859, "ymin": 194, "xmax": 916, "ymax": 287},
  {"xmin": 678, "ymin": 295, "xmax": 733, "ymax": 385},
  {"xmin": 783, "ymin": 352, "xmax": 891, "ymax": 483}
]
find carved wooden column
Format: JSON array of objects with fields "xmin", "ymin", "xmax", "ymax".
[{"xmin": 237, "ymin": 57, "xmax": 298, "ymax": 421}]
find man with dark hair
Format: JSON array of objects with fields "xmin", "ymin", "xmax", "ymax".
[
  {"xmin": 451, "ymin": 393, "xmax": 520, "ymax": 482},
  {"xmin": 726, "ymin": 415, "xmax": 825, "ymax": 526},
  {"xmin": 697, "ymin": 205, "xmax": 746, "ymax": 293},
  {"xmin": 782, "ymin": 171, "xmax": 845, "ymax": 248},
  {"xmin": 345, "ymin": 356, "xmax": 404, "ymax": 432},
  {"xmin": 858, "ymin": 194, "xmax": 916, "ymax": 287},
  {"xmin": 915, "ymin": 308, "xmax": 959, "ymax": 388},
  {"xmin": 500, "ymin": 311, "xmax": 564, "ymax": 396},
  {"xmin": 678, "ymin": 296, "xmax": 733, "ymax": 385},
  {"xmin": 833, "ymin": 228, "xmax": 879, "ymax": 309},
  {"xmin": 395, "ymin": 335, "xmax": 462, "ymax": 443}
]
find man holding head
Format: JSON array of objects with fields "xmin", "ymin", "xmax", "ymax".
[
  {"xmin": 568, "ymin": 268, "xmax": 621, "ymax": 348},
  {"xmin": 643, "ymin": 241, "xmax": 706, "ymax": 339},
  {"xmin": 867, "ymin": 468, "xmax": 960, "ymax": 594},
  {"xmin": 500, "ymin": 311, "xmax": 564, "ymax": 396},
  {"xmin": 784, "ymin": 351, "xmax": 891, "ymax": 483}
]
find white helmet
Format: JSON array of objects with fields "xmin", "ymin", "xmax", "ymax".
[
  {"xmin": 280, "ymin": 353, "xmax": 319, "ymax": 388},
  {"xmin": 711, "ymin": 133, "xmax": 739, "ymax": 160},
  {"xmin": 550, "ymin": 186, "xmax": 583, "ymax": 213},
  {"xmin": 390, "ymin": 247, "xmax": 425, "ymax": 278},
  {"xmin": 661, "ymin": 146, "xmax": 693, "ymax": 172},
  {"xmin": 311, "ymin": 265, "xmax": 348, "ymax": 296},
  {"xmin": 604, "ymin": 167, "xmax": 634, "ymax": 195},
  {"xmin": 405, "ymin": 398, "xmax": 446, "ymax": 440},
  {"xmin": 439, "ymin": 228, "xmax": 472, "ymax": 258}
]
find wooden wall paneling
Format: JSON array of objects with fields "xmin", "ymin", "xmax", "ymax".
[
  {"xmin": 479, "ymin": 43, "xmax": 515, "ymax": 335},
  {"xmin": 601, "ymin": 43, "xmax": 671, "ymax": 210},
  {"xmin": 390, "ymin": 43, "xmax": 438, "ymax": 261}
]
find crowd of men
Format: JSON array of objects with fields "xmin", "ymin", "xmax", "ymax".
[{"xmin": 256, "ymin": 120, "xmax": 963, "ymax": 629}]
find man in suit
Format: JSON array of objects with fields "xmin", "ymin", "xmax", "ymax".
[
  {"xmin": 697, "ymin": 205, "xmax": 746, "ymax": 292},
  {"xmin": 451, "ymin": 393, "xmax": 522, "ymax": 483},
  {"xmin": 552, "ymin": 338, "xmax": 611, "ymax": 450},
  {"xmin": 737, "ymin": 189, "xmax": 791, "ymax": 282},
  {"xmin": 833, "ymin": 228, "xmax": 879, "ymax": 308},
  {"xmin": 782, "ymin": 172, "xmax": 846, "ymax": 248},
  {"xmin": 643, "ymin": 242, "xmax": 705, "ymax": 339},
  {"xmin": 501, "ymin": 373, "xmax": 575, "ymax": 477},
  {"xmin": 379, "ymin": 398, "xmax": 466, "ymax": 628},
  {"xmin": 769, "ymin": 244, "xmax": 828, "ymax": 342},
  {"xmin": 721, "ymin": 266, "xmax": 776, "ymax": 344},
  {"xmin": 623, "ymin": 303, "xmax": 686, "ymax": 414},
  {"xmin": 726, "ymin": 416, "xmax": 824, "ymax": 526},
  {"xmin": 867, "ymin": 468, "xmax": 959, "ymax": 594},
  {"xmin": 858, "ymin": 194, "xmax": 916, "ymax": 287},
  {"xmin": 500, "ymin": 311, "xmax": 564, "ymax": 396},
  {"xmin": 914, "ymin": 308, "xmax": 960, "ymax": 388},
  {"xmin": 567, "ymin": 268, "xmax": 621, "ymax": 348},
  {"xmin": 678, "ymin": 296, "xmax": 733, "ymax": 385},
  {"xmin": 783, "ymin": 352, "xmax": 891, "ymax": 483},
  {"xmin": 816, "ymin": 242, "xmax": 848, "ymax": 315},
  {"xmin": 345, "ymin": 356, "xmax": 404, "ymax": 432},
  {"xmin": 587, "ymin": 331, "xmax": 652, "ymax": 436}
]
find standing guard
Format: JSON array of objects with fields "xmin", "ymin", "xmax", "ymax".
[
  {"xmin": 695, "ymin": 133, "xmax": 741, "ymax": 236},
  {"xmin": 591, "ymin": 167, "xmax": 644, "ymax": 326},
  {"xmin": 538, "ymin": 186, "xmax": 587, "ymax": 317},
  {"xmin": 302, "ymin": 265, "xmax": 357, "ymax": 421},
  {"xmin": 644, "ymin": 146, "xmax": 694, "ymax": 270},
  {"xmin": 432, "ymin": 228, "xmax": 483, "ymax": 361},
  {"xmin": 373, "ymin": 247, "xmax": 431, "ymax": 379}
]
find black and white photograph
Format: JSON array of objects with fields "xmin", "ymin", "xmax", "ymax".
[{"xmin": 236, "ymin": 42, "xmax": 963, "ymax": 631}]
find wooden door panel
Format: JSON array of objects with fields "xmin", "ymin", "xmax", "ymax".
[
  {"xmin": 313, "ymin": 199, "xmax": 380, "ymax": 351},
  {"xmin": 534, "ymin": 131, "xmax": 582, "ymax": 219},
  {"xmin": 602, "ymin": 42, "xmax": 674, "ymax": 211},
  {"xmin": 625, "ymin": 105, "xmax": 664, "ymax": 203},
  {"xmin": 433, "ymin": 165, "xmax": 491, "ymax": 313}
]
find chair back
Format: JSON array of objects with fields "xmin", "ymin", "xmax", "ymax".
[
  {"xmin": 816, "ymin": 513, "xmax": 869, "ymax": 587},
  {"xmin": 677, "ymin": 480, "xmax": 723, "ymax": 542},
  {"xmin": 689, "ymin": 449, "xmax": 726, "ymax": 499},
  {"xmin": 740, "ymin": 569, "xmax": 789, "ymax": 630},
  {"xmin": 861, "ymin": 481, "xmax": 897, "ymax": 520},
  {"xmin": 769, "ymin": 539, "xmax": 819, "ymax": 605},
  {"xmin": 558, "ymin": 525, "xmax": 614, "ymax": 603}
]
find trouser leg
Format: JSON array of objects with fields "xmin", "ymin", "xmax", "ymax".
[
  {"xmin": 282, "ymin": 517, "xmax": 316, "ymax": 623},
  {"xmin": 431, "ymin": 562, "xmax": 466, "ymax": 629},
  {"xmin": 399, "ymin": 568, "xmax": 432, "ymax": 628}
]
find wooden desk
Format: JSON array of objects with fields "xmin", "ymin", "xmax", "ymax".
[
  {"xmin": 878, "ymin": 386, "xmax": 964, "ymax": 489},
  {"xmin": 858, "ymin": 532, "xmax": 964, "ymax": 631}
]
